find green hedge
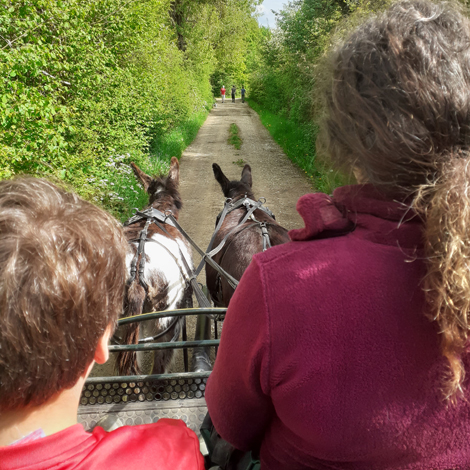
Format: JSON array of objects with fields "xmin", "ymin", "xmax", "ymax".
[{"xmin": 1, "ymin": 0, "xmax": 259, "ymax": 219}]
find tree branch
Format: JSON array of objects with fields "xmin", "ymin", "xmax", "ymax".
[{"xmin": 1, "ymin": 21, "xmax": 46, "ymax": 51}]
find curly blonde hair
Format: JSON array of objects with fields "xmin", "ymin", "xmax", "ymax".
[{"xmin": 320, "ymin": 0, "xmax": 470, "ymax": 400}]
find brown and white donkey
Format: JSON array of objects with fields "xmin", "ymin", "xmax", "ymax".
[{"xmin": 117, "ymin": 157, "xmax": 193, "ymax": 375}]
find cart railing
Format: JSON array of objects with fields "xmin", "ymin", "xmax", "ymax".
[
  {"xmin": 85, "ymin": 307, "xmax": 227, "ymax": 384},
  {"xmin": 78, "ymin": 307, "xmax": 226, "ymax": 434}
]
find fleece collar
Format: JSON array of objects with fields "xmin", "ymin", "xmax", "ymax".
[{"xmin": 289, "ymin": 184, "xmax": 421, "ymax": 246}]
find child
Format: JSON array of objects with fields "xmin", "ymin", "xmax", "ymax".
[{"xmin": 0, "ymin": 177, "xmax": 204, "ymax": 470}]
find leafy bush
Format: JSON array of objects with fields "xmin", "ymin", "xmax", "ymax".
[{"xmin": 1, "ymin": 0, "xmax": 260, "ymax": 218}]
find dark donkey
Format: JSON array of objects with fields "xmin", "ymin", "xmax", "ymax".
[
  {"xmin": 117, "ymin": 157, "xmax": 193, "ymax": 375},
  {"xmin": 206, "ymin": 163, "xmax": 290, "ymax": 307}
]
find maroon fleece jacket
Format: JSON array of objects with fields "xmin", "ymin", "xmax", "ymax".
[{"xmin": 205, "ymin": 184, "xmax": 470, "ymax": 470}]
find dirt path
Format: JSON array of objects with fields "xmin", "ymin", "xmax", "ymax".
[
  {"xmin": 178, "ymin": 98, "xmax": 312, "ymax": 254},
  {"xmin": 168, "ymin": 98, "xmax": 313, "ymax": 371}
]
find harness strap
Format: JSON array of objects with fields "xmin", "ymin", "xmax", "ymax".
[
  {"xmin": 249, "ymin": 214, "xmax": 273, "ymax": 252},
  {"xmin": 205, "ymin": 199, "xmax": 263, "ymax": 260},
  {"xmin": 138, "ymin": 219, "xmax": 151, "ymax": 292},
  {"xmin": 195, "ymin": 198, "xmax": 232, "ymax": 277},
  {"xmin": 261, "ymin": 223, "xmax": 271, "ymax": 251},
  {"xmin": 148, "ymin": 216, "xmax": 213, "ymax": 309},
  {"xmin": 128, "ymin": 218, "xmax": 151, "ymax": 291},
  {"xmin": 221, "ymin": 196, "xmax": 275, "ymax": 220},
  {"xmin": 165, "ymin": 213, "xmax": 240, "ymax": 290},
  {"xmin": 124, "ymin": 207, "xmax": 178, "ymax": 228}
]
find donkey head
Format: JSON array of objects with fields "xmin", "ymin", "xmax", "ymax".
[
  {"xmin": 212, "ymin": 163, "xmax": 254, "ymax": 200},
  {"xmin": 131, "ymin": 157, "xmax": 182, "ymax": 214}
]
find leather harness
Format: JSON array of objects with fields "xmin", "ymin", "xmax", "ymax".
[{"xmin": 123, "ymin": 196, "xmax": 277, "ymax": 329}]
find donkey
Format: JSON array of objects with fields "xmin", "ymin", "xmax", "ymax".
[
  {"xmin": 206, "ymin": 163, "xmax": 290, "ymax": 307},
  {"xmin": 117, "ymin": 157, "xmax": 193, "ymax": 376}
]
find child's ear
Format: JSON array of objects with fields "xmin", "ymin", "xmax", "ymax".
[{"xmin": 94, "ymin": 324, "xmax": 112, "ymax": 364}]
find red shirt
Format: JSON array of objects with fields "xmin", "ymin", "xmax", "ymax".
[
  {"xmin": 0, "ymin": 419, "xmax": 205, "ymax": 470},
  {"xmin": 220, "ymin": 88, "xmax": 226, "ymax": 95},
  {"xmin": 206, "ymin": 184, "xmax": 470, "ymax": 469}
]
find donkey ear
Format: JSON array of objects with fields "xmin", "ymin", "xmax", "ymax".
[
  {"xmin": 168, "ymin": 157, "xmax": 180, "ymax": 186},
  {"xmin": 212, "ymin": 163, "xmax": 230, "ymax": 193},
  {"xmin": 241, "ymin": 164, "xmax": 252, "ymax": 188},
  {"xmin": 131, "ymin": 162, "xmax": 153, "ymax": 192}
]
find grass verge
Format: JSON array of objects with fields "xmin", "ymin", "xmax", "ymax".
[
  {"xmin": 246, "ymin": 99, "xmax": 350, "ymax": 194},
  {"xmin": 228, "ymin": 123, "xmax": 242, "ymax": 150}
]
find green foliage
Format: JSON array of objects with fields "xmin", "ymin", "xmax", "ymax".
[
  {"xmin": 246, "ymin": 0, "xmax": 392, "ymax": 193},
  {"xmin": 0, "ymin": 0, "xmax": 260, "ymax": 219},
  {"xmin": 106, "ymin": 110, "xmax": 209, "ymax": 221},
  {"xmin": 209, "ymin": 4, "xmax": 262, "ymax": 94},
  {"xmin": 1, "ymin": 1, "xmax": 209, "ymax": 203},
  {"xmin": 228, "ymin": 123, "xmax": 242, "ymax": 150}
]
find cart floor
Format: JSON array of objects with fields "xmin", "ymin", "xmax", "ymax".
[
  {"xmin": 78, "ymin": 377, "xmax": 208, "ymax": 437},
  {"xmin": 78, "ymin": 397, "xmax": 207, "ymax": 436}
]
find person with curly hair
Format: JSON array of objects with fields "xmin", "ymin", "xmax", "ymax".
[{"xmin": 205, "ymin": 1, "xmax": 470, "ymax": 468}]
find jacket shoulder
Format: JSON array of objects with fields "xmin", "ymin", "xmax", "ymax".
[{"xmin": 86, "ymin": 420, "xmax": 204, "ymax": 470}]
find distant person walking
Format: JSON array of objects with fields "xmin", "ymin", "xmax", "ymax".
[
  {"xmin": 231, "ymin": 85, "xmax": 236, "ymax": 103},
  {"xmin": 221, "ymin": 85, "xmax": 226, "ymax": 103},
  {"xmin": 241, "ymin": 85, "xmax": 246, "ymax": 103}
]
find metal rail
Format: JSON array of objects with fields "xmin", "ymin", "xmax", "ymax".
[
  {"xmin": 86, "ymin": 371, "xmax": 211, "ymax": 384},
  {"xmin": 117, "ymin": 308, "xmax": 226, "ymax": 325},
  {"xmin": 85, "ymin": 307, "xmax": 226, "ymax": 385},
  {"xmin": 109, "ymin": 340, "xmax": 219, "ymax": 352}
]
